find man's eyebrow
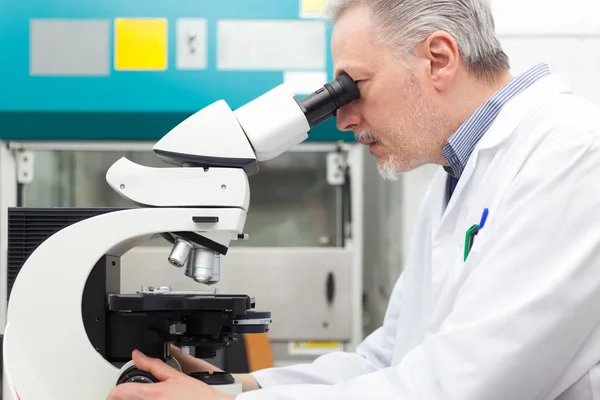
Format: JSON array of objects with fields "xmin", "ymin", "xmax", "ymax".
[{"xmin": 334, "ymin": 64, "xmax": 368, "ymax": 79}]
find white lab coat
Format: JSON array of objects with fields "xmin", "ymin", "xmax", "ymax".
[{"xmin": 238, "ymin": 73, "xmax": 600, "ymax": 400}]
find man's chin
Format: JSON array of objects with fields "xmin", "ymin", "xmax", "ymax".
[
  {"xmin": 376, "ymin": 155, "xmax": 422, "ymax": 180},
  {"xmin": 376, "ymin": 161, "xmax": 402, "ymax": 181}
]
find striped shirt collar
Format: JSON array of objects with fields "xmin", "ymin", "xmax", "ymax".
[{"xmin": 443, "ymin": 63, "xmax": 551, "ymax": 178}]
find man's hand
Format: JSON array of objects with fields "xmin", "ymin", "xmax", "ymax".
[{"xmin": 107, "ymin": 350, "xmax": 236, "ymax": 400}]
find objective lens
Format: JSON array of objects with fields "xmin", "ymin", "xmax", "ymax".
[
  {"xmin": 184, "ymin": 247, "xmax": 214, "ymax": 284},
  {"xmin": 205, "ymin": 254, "xmax": 221, "ymax": 285},
  {"xmin": 168, "ymin": 239, "xmax": 193, "ymax": 268}
]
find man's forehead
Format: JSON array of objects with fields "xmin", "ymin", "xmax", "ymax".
[
  {"xmin": 331, "ymin": 6, "xmax": 378, "ymax": 76},
  {"xmin": 332, "ymin": 35, "xmax": 379, "ymax": 78}
]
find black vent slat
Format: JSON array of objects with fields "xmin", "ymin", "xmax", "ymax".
[{"xmin": 7, "ymin": 207, "xmax": 127, "ymax": 300}]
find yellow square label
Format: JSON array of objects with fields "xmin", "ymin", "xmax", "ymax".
[
  {"xmin": 114, "ymin": 18, "xmax": 167, "ymax": 71},
  {"xmin": 301, "ymin": 0, "xmax": 328, "ymax": 16}
]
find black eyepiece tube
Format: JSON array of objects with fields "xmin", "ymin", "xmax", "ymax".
[{"xmin": 296, "ymin": 72, "xmax": 360, "ymax": 128}]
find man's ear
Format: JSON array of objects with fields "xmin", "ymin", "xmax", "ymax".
[{"xmin": 421, "ymin": 31, "xmax": 460, "ymax": 90}]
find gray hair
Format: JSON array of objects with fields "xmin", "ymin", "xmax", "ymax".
[{"xmin": 325, "ymin": 0, "xmax": 510, "ymax": 82}]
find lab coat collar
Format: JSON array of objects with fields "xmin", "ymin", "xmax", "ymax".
[
  {"xmin": 476, "ymin": 73, "xmax": 573, "ymax": 151},
  {"xmin": 431, "ymin": 72, "xmax": 573, "ymax": 234}
]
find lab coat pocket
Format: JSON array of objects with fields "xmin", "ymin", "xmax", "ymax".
[
  {"xmin": 470, "ymin": 228, "xmax": 488, "ymax": 255},
  {"xmin": 465, "ymin": 223, "xmax": 488, "ymax": 261},
  {"xmin": 462, "ymin": 226, "xmax": 490, "ymax": 277}
]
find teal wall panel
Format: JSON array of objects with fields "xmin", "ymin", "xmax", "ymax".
[{"xmin": 0, "ymin": 0, "xmax": 354, "ymax": 142}]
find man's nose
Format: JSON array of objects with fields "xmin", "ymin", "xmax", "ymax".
[{"xmin": 336, "ymin": 105, "xmax": 362, "ymax": 131}]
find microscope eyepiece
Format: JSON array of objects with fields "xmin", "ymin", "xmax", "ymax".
[
  {"xmin": 296, "ymin": 72, "xmax": 360, "ymax": 128},
  {"xmin": 327, "ymin": 72, "xmax": 361, "ymax": 109}
]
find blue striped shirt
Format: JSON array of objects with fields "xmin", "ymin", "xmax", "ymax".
[{"xmin": 444, "ymin": 63, "xmax": 551, "ymax": 180}]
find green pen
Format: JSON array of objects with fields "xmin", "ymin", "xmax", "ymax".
[{"xmin": 464, "ymin": 224, "xmax": 479, "ymax": 261}]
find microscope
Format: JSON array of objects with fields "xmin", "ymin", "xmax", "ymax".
[{"xmin": 2, "ymin": 73, "xmax": 359, "ymax": 399}]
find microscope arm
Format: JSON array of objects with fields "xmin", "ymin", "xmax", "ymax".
[{"xmin": 3, "ymin": 207, "xmax": 245, "ymax": 400}]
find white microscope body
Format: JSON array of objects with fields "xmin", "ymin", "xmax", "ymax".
[{"xmin": 2, "ymin": 74, "xmax": 359, "ymax": 399}]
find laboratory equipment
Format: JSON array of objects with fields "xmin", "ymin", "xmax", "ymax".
[
  {"xmin": 0, "ymin": 0, "xmax": 367, "ymax": 372},
  {"xmin": 2, "ymin": 73, "xmax": 359, "ymax": 399}
]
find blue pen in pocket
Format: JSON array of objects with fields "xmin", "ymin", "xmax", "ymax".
[{"xmin": 479, "ymin": 208, "xmax": 489, "ymax": 230}]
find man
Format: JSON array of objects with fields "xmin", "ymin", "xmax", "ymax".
[{"xmin": 108, "ymin": 0, "xmax": 600, "ymax": 399}]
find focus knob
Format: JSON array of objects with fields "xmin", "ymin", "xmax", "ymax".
[{"xmin": 116, "ymin": 366, "xmax": 158, "ymax": 385}]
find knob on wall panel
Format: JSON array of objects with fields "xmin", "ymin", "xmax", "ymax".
[{"xmin": 176, "ymin": 19, "xmax": 208, "ymax": 70}]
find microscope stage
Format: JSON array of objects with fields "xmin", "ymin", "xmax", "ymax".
[
  {"xmin": 109, "ymin": 292, "xmax": 256, "ymax": 314},
  {"xmin": 103, "ymin": 292, "xmax": 272, "ymax": 360}
]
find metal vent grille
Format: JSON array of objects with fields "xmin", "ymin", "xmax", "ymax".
[{"xmin": 7, "ymin": 207, "xmax": 124, "ymax": 300}]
